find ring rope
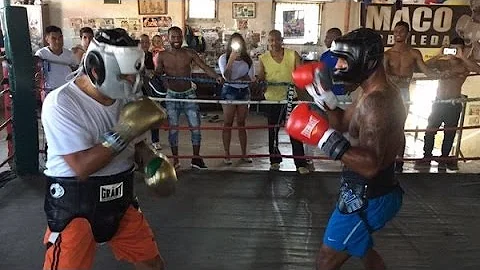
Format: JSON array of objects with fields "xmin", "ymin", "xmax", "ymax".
[
  {"xmin": 158, "ymin": 74, "xmax": 292, "ymax": 86},
  {"xmin": 167, "ymin": 154, "xmax": 480, "ymax": 162},
  {"xmin": 156, "ymin": 124, "xmax": 480, "ymax": 133},
  {"xmin": 149, "ymin": 96, "xmax": 480, "ymax": 106}
]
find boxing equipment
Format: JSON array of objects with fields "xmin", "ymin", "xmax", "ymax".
[
  {"xmin": 292, "ymin": 62, "xmax": 337, "ymax": 111},
  {"xmin": 456, "ymin": 15, "xmax": 480, "ymax": 46},
  {"xmin": 144, "ymin": 150, "xmax": 177, "ymax": 197},
  {"xmin": 102, "ymin": 97, "xmax": 167, "ymax": 154},
  {"xmin": 286, "ymin": 103, "xmax": 350, "ymax": 160},
  {"xmin": 291, "ymin": 62, "xmax": 324, "ymax": 89},
  {"xmin": 45, "ymin": 169, "xmax": 136, "ymax": 243},
  {"xmin": 84, "ymin": 28, "xmax": 145, "ymax": 100},
  {"xmin": 330, "ymin": 28, "xmax": 383, "ymax": 84}
]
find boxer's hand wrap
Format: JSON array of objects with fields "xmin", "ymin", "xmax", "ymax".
[
  {"xmin": 102, "ymin": 131, "xmax": 128, "ymax": 154},
  {"xmin": 318, "ymin": 128, "xmax": 350, "ymax": 160}
]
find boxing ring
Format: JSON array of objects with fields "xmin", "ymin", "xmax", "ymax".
[{"xmin": 1, "ymin": 65, "xmax": 480, "ymax": 269}]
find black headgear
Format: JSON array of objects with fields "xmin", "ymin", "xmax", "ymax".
[{"xmin": 330, "ymin": 28, "xmax": 383, "ymax": 85}]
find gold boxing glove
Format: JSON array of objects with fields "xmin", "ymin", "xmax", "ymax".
[
  {"xmin": 144, "ymin": 150, "xmax": 177, "ymax": 197},
  {"xmin": 102, "ymin": 97, "xmax": 166, "ymax": 154}
]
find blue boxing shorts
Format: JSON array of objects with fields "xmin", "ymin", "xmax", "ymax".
[{"xmin": 322, "ymin": 187, "xmax": 403, "ymax": 257}]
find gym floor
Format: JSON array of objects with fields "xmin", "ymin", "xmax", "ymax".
[{"xmin": 0, "ymin": 112, "xmax": 480, "ymax": 269}]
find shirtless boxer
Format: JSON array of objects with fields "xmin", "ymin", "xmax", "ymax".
[
  {"xmin": 155, "ymin": 26, "xmax": 223, "ymax": 169},
  {"xmin": 384, "ymin": 21, "xmax": 436, "ymax": 172},
  {"xmin": 416, "ymin": 37, "xmax": 480, "ymax": 170},
  {"xmin": 289, "ymin": 28, "xmax": 406, "ymax": 270}
]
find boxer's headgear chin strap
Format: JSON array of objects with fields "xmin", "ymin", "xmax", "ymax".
[
  {"xmin": 331, "ymin": 28, "xmax": 383, "ymax": 85},
  {"xmin": 83, "ymin": 28, "xmax": 145, "ymax": 100}
]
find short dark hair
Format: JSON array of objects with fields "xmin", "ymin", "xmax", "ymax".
[
  {"xmin": 327, "ymin": 28, "xmax": 342, "ymax": 36},
  {"xmin": 268, "ymin": 29, "xmax": 282, "ymax": 38},
  {"xmin": 450, "ymin": 37, "xmax": 465, "ymax": 46},
  {"xmin": 395, "ymin": 21, "xmax": 410, "ymax": 32},
  {"xmin": 79, "ymin": 27, "xmax": 93, "ymax": 37},
  {"xmin": 168, "ymin": 26, "xmax": 182, "ymax": 35},
  {"xmin": 45, "ymin": 25, "xmax": 62, "ymax": 35}
]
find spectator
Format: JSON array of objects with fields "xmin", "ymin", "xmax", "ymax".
[
  {"xmin": 35, "ymin": 25, "xmax": 77, "ymax": 100},
  {"xmin": 258, "ymin": 30, "xmax": 309, "ymax": 174},
  {"xmin": 218, "ymin": 33, "xmax": 255, "ymax": 165},
  {"xmin": 415, "ymin": 37, "xmax": 480, "ymax": 170}
]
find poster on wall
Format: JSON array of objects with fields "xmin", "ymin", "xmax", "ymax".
[
  {"xmin": 142, "ymin": 16, "xmax": 172, "ymax": 28},
  {"xmin": 283, "ymin": 10, "xmax": 305, "ymax": 39},
  {"xmin": 360, "ymin": 0, "xmax": 475, "ymax": 60},
  {"xmin": 138, "ymin": 0, "xmax": 167, "ymax": 15}
]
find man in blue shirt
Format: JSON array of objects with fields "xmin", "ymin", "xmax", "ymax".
[{"xmin": 320, "ymin": 28, "xmax": 345, "ymax": 97}]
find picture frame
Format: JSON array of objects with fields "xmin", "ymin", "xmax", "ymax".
[
  {"xmin": 232, "ymin": 2, "xmax": 256, "ymax": 19},
  {"xmin": 138, "ymin": 0, "xmax": 167, "ymax": 15}
]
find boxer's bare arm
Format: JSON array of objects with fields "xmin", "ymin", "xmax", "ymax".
[
  {"xmin": 62, "ymin": 145, "xmax": 114, "ymax": 181},
  {"xmin": 326, "ymin": 104, "xmax": 355, "ymax": 133},
  {"xmin": 340, "ymin": 93, "xmax": 391, "ymax": 179}
]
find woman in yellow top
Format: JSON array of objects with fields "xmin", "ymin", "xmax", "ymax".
[{"xmin": 258, "ymin": 30, "xmax": 309, "ymax": 174}]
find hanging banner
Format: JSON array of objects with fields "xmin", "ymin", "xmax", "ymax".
[{"xmin": 360, "ymin": 0, "xmax": 474, "ymax": 60}]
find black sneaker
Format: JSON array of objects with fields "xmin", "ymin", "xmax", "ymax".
[{"xmin": 191, "ymin": 158, "xmax": 208, "ymax": 169}]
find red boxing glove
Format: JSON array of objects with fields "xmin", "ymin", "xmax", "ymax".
[
  {"xmin": 286, "ymin": 103, "xmax": 330, "ymax": 145},
  {"xmin": 291, "ymin": 62, "xmax": 324, "ymax": 89}
]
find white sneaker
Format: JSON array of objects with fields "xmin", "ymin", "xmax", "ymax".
[{"xmin": 223, "ymin": 158, "xmax": 233, "ymax": 165}]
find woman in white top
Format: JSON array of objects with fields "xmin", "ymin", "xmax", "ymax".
[{"xmin": 218, "ymin": 33, "xmax": 255, "ymax": 165}]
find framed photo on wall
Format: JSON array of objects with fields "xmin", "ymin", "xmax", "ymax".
[
  {"xmin": 138, "ymin": 0, "xmax": 167, "ymax": 15},
  {"xmin": 232, "ymin": 2, "xmax": 256, "ymax": 19}
]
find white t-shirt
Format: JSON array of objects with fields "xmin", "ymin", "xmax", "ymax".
[
  {"xmin": 35, "ymin": 47, "xmax": 77, "ymax": 91},
  {"xmin": 218, "ymin": 53, "xmax": 255, "ymax": 88},
  {"xmin": 41, "ymin": 81, "xmax": 135, "ymax": 177}
]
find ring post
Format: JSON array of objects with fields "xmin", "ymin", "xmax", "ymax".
[{"xmin": 1, "ymin": 5, "xmax": 39, "ymax": 175}]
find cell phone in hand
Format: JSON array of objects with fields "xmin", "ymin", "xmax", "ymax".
[{"xmin": 443, "ymin": 48, "xmax": 457, "ymax": 55}]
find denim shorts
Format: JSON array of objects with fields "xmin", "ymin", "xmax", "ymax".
[{"xmin": 221, "ymin": 85, "xmax": 250, "ymax": 101}]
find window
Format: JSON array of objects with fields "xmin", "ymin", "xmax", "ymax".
[
  {"xmin": 274, "ymin": 2, "xmax": 321, "ymax": 44},
  {"xmin": 188, "ymin": 0, "xmax": 218, "ymax": 20}
]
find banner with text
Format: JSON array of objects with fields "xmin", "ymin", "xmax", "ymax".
[{"xmin": 361, "ymin": 3, "xmax": 469, "ymax": 48}]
